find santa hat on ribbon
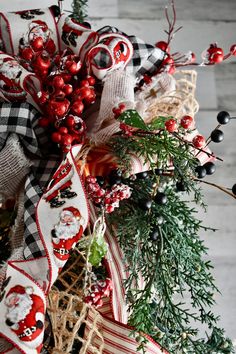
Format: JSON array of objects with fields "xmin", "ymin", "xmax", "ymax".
[
  {"xmin": 6, "ymin": 285, "xmax": 33, "ymax": 299},
  {"xmin": 62, "ymin": 207, "xmax": 81, "ymax": 220}
]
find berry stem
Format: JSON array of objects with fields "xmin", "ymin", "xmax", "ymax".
[{"xmin": 194, "ymin": 178, "xmax": 236, "ymax": 199}]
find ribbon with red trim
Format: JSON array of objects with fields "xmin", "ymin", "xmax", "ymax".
[{"xmin": 0, "ymin": 145, "xmax": 89, "ymax": 354}]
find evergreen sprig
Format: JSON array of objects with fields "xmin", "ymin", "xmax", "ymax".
[{"xmin": 106, "ymin": 112, "xmax": 234, "ymax": 353}]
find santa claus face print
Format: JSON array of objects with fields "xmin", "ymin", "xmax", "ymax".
[
  {"xmin": 5, "ymin": 292, "xmax": 33, "ymax": 325},
  {"xmin": 51, "ymin": 207, "xmax": 83, "ymax": 268}
]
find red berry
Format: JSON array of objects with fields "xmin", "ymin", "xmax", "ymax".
[
  {"xmin": 51, "ymin": 132, "xmax": 62, "ymax": 143},
  {"xmin": 80, "ymin": 79, "xmax": 90, "ymax": 87},
  {"xmin": 84, "ymin": 93, "xmax": 96, "ymax": 104},
  {"xmin": 80, "ymin": 87, "xmax": 93, "ymax": 99},
  {"xmin": 106, "ymin": 205, "xmax": 115, "ymax": 213},
  {"xmin": 155, "ymin": 41, "xmax": 170, "ymax": 53},
  {"xmin": 52, "ymin": 76, "xmax": 65, "ymax": 89},
  {"xmin": 21, "ymin": 47, "xmax": 34, "ymax": 61},
  {"xmin": 230, "ymin": 44, "xmax": 236, "ymax": 56},
  {"xmin": 71, "ymin": 100, "xmax": 84, "ymax": 115},
  {"xmin": 63, "ymin": 84, "xmax": 73, "ymax": 96},
  {"xmin": 192, "ymin": 135, "xmax": 205, "ymax": 148},
  {"xmin": 210, "ymin": 52, "xmax": 224, "ymax": 64},
  {"xmin": 87, "ymin": 76, "xmax": 96, "ymax": 86},
  {"xmin": 38, "ymin": 92, "xmax": 48, "ymax": 105},
  {"xmin": 31, "ymin": 37, "xmax": 44, "ymax": 51},
  {"xmin": 38, "ymin": 117, "xmax": 50, "ymax": 127},
  {"xmin": 165, "ymin": 119, "xmax": 178, "ymax": 132},
  {"xmin": 58, "ymin": 126, "xmax": 68, "ymax": 135},
  {"xmin": 119, "ymin": 103, "xmax": 126, "ymax": 111},
  {"xmin": 66, "ymin": 115, "xmax": 75, "ymax": 127},
  {"xmin": 48, "ymin": 98, "xmax": 70, "ymax": 118},
  {"xmin": 112, "ymin": 107, "xmax": 121, "ymax": 117},
  {"xmin": 95, "ymin": 189, "xmax": 105, "ymax": 197},
  {"xmin": 62, "ymin": 134, "xmax": 73, "ymax": 145},
  {"xmin": 104, "ymin": 197, "xmax": 112, "ymax": 205},
  {"xmin": 180, "ymin": 115, "xmax": 194, "ymax": 129},
  {"xmin": 65, "ymin": 60, "xmax": 81, "ymax": 74}
]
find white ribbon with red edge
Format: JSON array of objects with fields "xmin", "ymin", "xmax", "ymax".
[{"xmin": 0, "ymin": 145, "xmax": 89, "ymax": 354}]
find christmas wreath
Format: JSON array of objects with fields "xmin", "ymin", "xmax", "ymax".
[{"xmin": 0, "ymin": 1, "xmax": 236, "ymax": 353}]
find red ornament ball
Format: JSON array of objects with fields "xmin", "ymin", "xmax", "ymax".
[
  {"xmin": 192, "ymin": 134, "xmax": 205, "ymax": 148},
  {"xmin": 180, "ymin": 115, "xmax": 194, "ymax": 129},
  {"xmin": 165, "ymin": 119, "xmax": 178, "ymax": 132}
]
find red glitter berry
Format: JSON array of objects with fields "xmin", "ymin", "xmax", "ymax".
[
  {"xmin": 180, "ymin": 115, "xmax": 194, "ymax": 129},
  {"xmin": 192, "ymin": 134, "xmax": 205, "ymax": 148},
  {"xmin": 165, "ymin": 119, "xmax": 178, "ymax": 132}
]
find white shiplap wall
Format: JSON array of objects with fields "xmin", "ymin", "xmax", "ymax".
[{"xmin": 1, "ymin": 0, "xmax": 236, "ymax": 342}]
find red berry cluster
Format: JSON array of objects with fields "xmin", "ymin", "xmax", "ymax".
[
  {"xmin": 119, "ymin": 122, "xmax": 134, "ymax": 137},
  {"xmin": 165, "ymin": 115, "xmax": 194, "ymax": 133},
  {"xmin": 51, "ymin": 115, "xmax": 86, "ymax": 152},
  {"xmin": 35, "ymin": 52, "xmax": 96, "ymax": 150},
  {"xmin": 86, "ymin": 176, "xmax": 132, "ymax": 213},
  {"xmin": 84, "ymin": 278, "xmax": 112, "ymax": 308},
  {"xmin": 19, "ymin": 21, "xmax": 56, "ymax": 77},
  {"xmin": 112, "ymin": 103, "xmax": 126, "ymax": 118},
  {"xmin": 205, "ymin": 43, "xmax": 236, "ymax": 64}
]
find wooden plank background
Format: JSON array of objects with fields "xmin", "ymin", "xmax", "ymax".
[{"xmin": 1, "ymin": 0, "xmax": 236, "ymax": 343}]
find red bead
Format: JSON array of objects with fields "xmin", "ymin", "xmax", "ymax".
[
  {"xmin": 58, "ymin": 126, "xmax": 68, "ymax": 135},
  {"xmin": 52, "ymin": 76, "xmax": 65, "ymax": 89},
  {"xmin": 155, "ymin": 41, "xmax": 170, "ymax": 53},
  {"xmin": 192, "ymin": 135, "xmax": 205, "ymax": 148},
  {"xmin": 21, "ymin": 47, "xmax": 34, "ymax": 61},
  {"xmin": 62, "ymin": 134, "xmax": 73, "ymax": 145},
  {"xmin": 87, "ymin": 76, "xmax": 96, "ymax": 86},
  {"xmin": 63, "ymin": 84, "xmax": 73, "ymax": 96},
  {"xmin": 38, "ymin": 117, "xmax": 50, "ymax": 127},
  {"xmin": 165, "ymin": 119, "xmax": 178, "ymax": 132},
  {"xmin": 119, "ymin": 103, "xmax": 126, "ymax": 111},
  {"xmin": 180, "ymin": 115, "xmax": 194, "ymax": 129},
  {"xmin": 51, "ymin": 132, "xmax": 62, "ymax": 143},
  {"xmin": 71, "ymin": 100, "xmax": 84, "ymax": 115},
  {"xmin": 31, "ymin": 37, "xmax": 44, "ymax": 51},
  {"xmin": 66, "ymin": 115, "xmax": 75, "ymax": 127},
  {"xmin": 80, "ymin": 79, "xmax": 90, "ymax": 87},
  {"xmin": 230, "ymin": 44, "xmax": 236, "ymax": 56},
  {"xmin": 104, "ymin": 197, "xmax": 112, "ymax": 205}
]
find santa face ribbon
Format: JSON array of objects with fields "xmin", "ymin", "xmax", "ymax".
[{"xmin": 0, "ymin": 145, "xmax": 89, "ymax": 353}]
